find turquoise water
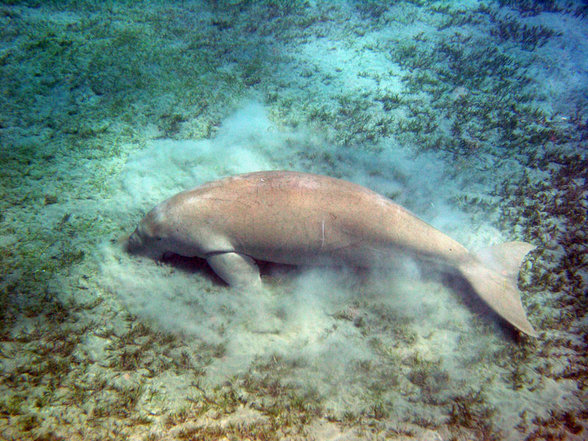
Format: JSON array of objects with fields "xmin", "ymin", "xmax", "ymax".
[{"xmin": 0, "ymin": 1, "xmax": 586, "ymax": 440}]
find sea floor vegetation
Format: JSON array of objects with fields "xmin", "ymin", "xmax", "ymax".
[{"xmin": 0, "ymin": 1, "xmax": 586, "ymax": 440}]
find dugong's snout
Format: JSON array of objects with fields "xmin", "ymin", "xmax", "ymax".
[
  {"xmin": 125, "ymin": 228, "xmax": 166, "ymax": 260},
  {"xmin": 125, "ymin": 231, "xmax": 140, "ymax": 254}
]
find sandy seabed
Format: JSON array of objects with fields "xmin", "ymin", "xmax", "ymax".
[{"xmin": 0, "ymin": 1, "xmax": 586, "ymax": 440}]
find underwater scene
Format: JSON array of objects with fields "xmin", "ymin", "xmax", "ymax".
[{"xmin": 0, "ymin": 0, "xmax": 586, "ymax": 440}]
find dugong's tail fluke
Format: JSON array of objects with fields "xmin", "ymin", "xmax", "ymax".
[{"xmin": 458, "ymin": 241, "xmax": 538, "ymax": 337}]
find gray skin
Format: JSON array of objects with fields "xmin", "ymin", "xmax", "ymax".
[{"xmin": 127, "ymin": 170, "xmax": 537, "ymax": 337}]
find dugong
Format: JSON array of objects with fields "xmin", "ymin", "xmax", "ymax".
[{"xmin": 126, "ymin": 170, "xmax": 537, "ymax": 337}]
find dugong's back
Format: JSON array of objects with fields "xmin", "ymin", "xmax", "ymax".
[{"xmin": 175, "ymin": 170, "xmax": 466, "ymax": 266}]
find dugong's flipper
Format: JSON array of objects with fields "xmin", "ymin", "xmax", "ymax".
[
  {"xmin": 206, "ymin": 252, "xmax": 262, "ymax": 289},
  {"xmin": 458, "ymin": 241, "xmax": 537, "ymax": 337}
]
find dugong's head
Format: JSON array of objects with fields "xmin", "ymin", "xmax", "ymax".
[
  {"xmin": 126, "ymin": 192, "xmax": 210, "ymax": 261},
  {"xmin": 126, "ymin": 205, "xmax": 171, "ymax": 260}
]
